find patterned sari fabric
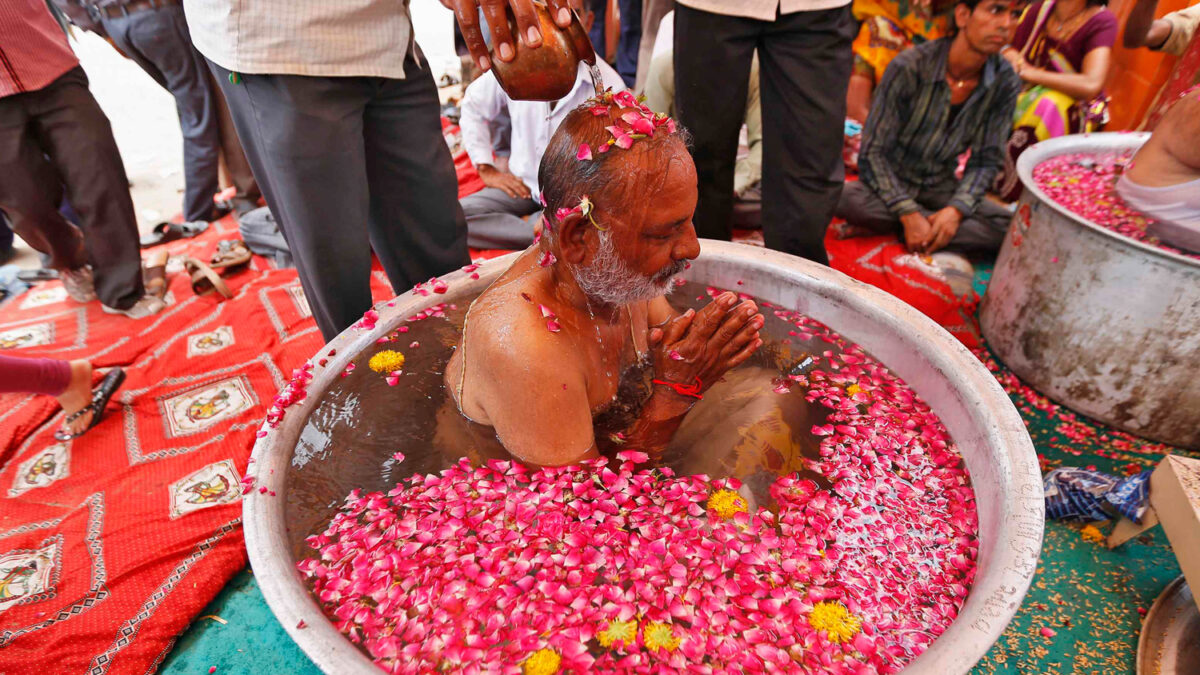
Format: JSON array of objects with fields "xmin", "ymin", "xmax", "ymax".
[
  {"xmin": 851, "ymin": 0, "xmax": 950, "ymax": 82},
  {"xmin": 1140, "ymin": 30, "xmax": 1200, "ymax": 131},
  {"xmin": 993, "ymin": 0, "xmax": 1117, "ymax": 201},
  {"xmin": 0, "ymin": 214, "xmax": 389, "ymax": 674}
]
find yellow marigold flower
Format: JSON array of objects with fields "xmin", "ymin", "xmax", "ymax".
[
  {"xmin": 809, "ymin": 601, "xmax": 861, "ymax": 644},
  {"xmin": 707, "ymin": 489, "xmax": 748, "ymax": 519},
  {"xmin": 523, "ymin": 648, "xmax": 561, "ymax": 675},
  {"xmin": 598, "ymin": 620, "xmax": 638, "ymax": 648},
  {"xmin": 1080, "ymin": 524, "xmax": 1104, "ymax": 543},
  {"xmin": 642, "ymin": 622, "xmax": 680, "ymax": 652},
  {"xmin": 368, "ymin": 350, "xmax": 405, "ymax": 374},
  {"xmin": 846, "ymin": 383, "xmax": 862, "ymax": 396}
]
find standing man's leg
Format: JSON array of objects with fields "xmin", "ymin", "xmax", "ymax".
[
  {"xmin": 104, "ymin": 6, "xmax": 222, "ymax": 223},
  {"xmin": 29, "ymin": 68, "xmax": 145, "ymax": 309},
  {"xmin": 0, "ymin": 94, "xmax": 87, "ymax": 274},
  {"xmin": 461, "ymin": 187, "xmax": 541, "ymax": 249},
  {"xmin": 616, "ymin": 0, "xmax": 643, "ymax": 87},
  {"xmin": 210, "ymin": 62, "xmax": 375, "ymax": 340},
  {"xmin": 212, "ymin": 76, "xmax": 261, "ymax": 215},
  {"xmin": 758, "ymin": 5, "xmax": 855, "ymax": 264},
  {"xmin": 363, "ymin": 57, "xmax": 471, "ymax": 292},
  {"xmin": 673, "ymin": 6, "xmax": 757, "ymax": 242}
]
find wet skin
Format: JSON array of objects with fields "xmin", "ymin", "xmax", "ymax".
[{"xmin": 446, "ymin": 132, "xmax": 765, "ymax": 467}]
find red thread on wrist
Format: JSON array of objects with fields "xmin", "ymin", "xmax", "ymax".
[{"xmin": 652, "ymin": 377, "xmax": 703, "ymax": 400}]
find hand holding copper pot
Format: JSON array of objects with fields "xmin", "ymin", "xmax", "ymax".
[{"xmin": 444, "ymin": 0, "xmax": 594, "ymax": 101}]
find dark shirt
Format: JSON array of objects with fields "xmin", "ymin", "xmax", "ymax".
[{"xmin": 858, "ymin": 38, "xmax": 1021, "ymax": 217}]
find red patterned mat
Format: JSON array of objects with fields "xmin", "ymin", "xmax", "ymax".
[{"xmin": 0, "ymin": 217, "xmax": 396, "ymax": 674}]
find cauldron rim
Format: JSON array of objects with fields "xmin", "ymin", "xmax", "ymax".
[{"xmin": 1016, "ymin": 131, "xmax": 1200, "ymax": 268}]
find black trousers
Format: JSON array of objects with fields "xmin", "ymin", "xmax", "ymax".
[
  {"xmin": 674, "ymin": 4, "xmax": 855, "ymax": 265},
  {"xmin": 0, "ymin": 67, "xmax": 143, "ymax": 309},
  {"xmin": 209, "ymin": 56, "xmax": 470, "ymax": 341},
  {"xmin": 102, "ymin": 5, "xmax": 221, "ymax": 223}
]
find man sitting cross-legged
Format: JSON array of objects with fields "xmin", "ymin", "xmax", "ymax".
[
  {"xmin": 835, "ymin": 0, "xmax": 1024, "ymax": 256},
  {"xmin": 445, "ymin": 91, "xmax": 765, "ymax": 468}
]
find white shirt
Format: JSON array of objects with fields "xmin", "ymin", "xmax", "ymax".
[
  {"xmin": 183, "ymin": 0, "xmax": 416, "ymax": 78},
  {"xmin": 677, "ymin": 0, "xmax": 850, "ymax": 20},
  {"xmin": 460, "ymin": 60, "xmax": 625, "ymax": 200}
]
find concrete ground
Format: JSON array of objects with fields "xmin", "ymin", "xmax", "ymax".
[{"xmin": 8, "ymin": 0, "xmax": 460, "ymax": 270}]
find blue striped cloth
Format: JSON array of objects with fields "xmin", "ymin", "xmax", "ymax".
[{"xmin": 1044, "ymin": 467, "xmax": 1153, "ymax": 524}]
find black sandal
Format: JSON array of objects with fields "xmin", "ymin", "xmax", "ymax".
[{"xmin": 54, "ymin": 368, "xmax": 126, "ymax": 441}]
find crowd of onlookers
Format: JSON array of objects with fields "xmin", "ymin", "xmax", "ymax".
[{"xmin": 2, "ymin": 0, "xmax": 1198, "ymax": 321}]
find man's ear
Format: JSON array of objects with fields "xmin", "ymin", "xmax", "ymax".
[
  {"xmin": 955, "ymin": 3, "xmax": 972, "ymax": 31},
  {"xmin": 558, "ymin": 211, "xmax": 593, "ymax": 264}
]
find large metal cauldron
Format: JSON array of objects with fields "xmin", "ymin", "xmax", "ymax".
[
  {"xmin": 243, "ymin": 241, "xmax": 1042, "ymax": 674},
  {"xmin": 980, "ymin": 133, "xmax": 1200, "ymax": 449}
]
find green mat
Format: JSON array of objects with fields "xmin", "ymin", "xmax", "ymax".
[{"xmin": 161, "ymin": 269, "xmax": 1199, "ymax": 674}]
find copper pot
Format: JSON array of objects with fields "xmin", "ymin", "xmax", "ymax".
[{"xmin": 489, "ymin": 4, "xmax": 597, "ymax": 102}]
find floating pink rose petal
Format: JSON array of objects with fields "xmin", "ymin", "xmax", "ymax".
[
  {"xmin": 576, "ymin": 143, "xmax": 593, "ymax": 161},
  {"xmin": 538, "ymin": 251, "xmax": 557, "ymax": 267},
  {"xmin": 669, "ymin": 350, "xmax": 684, "ymax": 361},
  {"xmin": 546, "ymin": 319, "xmax": 562, "ymax": 333}
]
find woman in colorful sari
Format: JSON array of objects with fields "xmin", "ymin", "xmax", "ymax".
[
  {"xmin": 847, "ymin": 0, "xmax": 953, "ymax": 123},
  {"xmin": 993, "ymin": 0, "xmax": 1117, "ymax": 200}
]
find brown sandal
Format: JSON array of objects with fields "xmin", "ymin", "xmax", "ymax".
[
  {"xmin": 184, "ymin": 256, "xmax": 232, "ymax": 299},
  {"xmin": 142, "ymin": 250, "xmax": 169, "ymax": 298},
  {"xmin": 210, "ymin": 239, "xmax": 252, "ymax": 271}
]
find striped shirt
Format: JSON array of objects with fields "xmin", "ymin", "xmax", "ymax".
[
  {"xmin": 0, "ymin": 0, "xmax": 79, "ymax": 98},
  {"xmin": 183, "ymin": 0, "xmax": 415, "ymax": 79},
  {"xmin": 858, "ymin": 38, "xmax": 1020, "ymax": 217}
]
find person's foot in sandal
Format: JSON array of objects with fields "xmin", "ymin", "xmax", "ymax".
[
  {"xmin": 54, "ymin": 364, "xmax": 126, "ymax": 440},
  {"xmin": 101, "ymin": 294, "xmax": 167, "ymax": 319},
  {"xmin": 54, "ymin": 360, "xmax": 95, "ymax": 438}
]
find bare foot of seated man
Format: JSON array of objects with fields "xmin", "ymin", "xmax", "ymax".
[{"xmin": 445, "ymin": 92, "xmax": 765, "ymax": 468}]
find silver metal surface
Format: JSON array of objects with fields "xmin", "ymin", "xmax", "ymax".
[
  {"xmin": 243, "ymin": 241, "xmax": 1043, "ymax": 674},
  {"xmin": 1137, "ymin": 576, "xmax": 1200, "ymax": 675},
  {"xmin": 980, "ymin": 132, "xmax": 1200, "ymax": 449}
]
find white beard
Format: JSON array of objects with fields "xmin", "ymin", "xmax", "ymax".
[{"xmin": 572, "ymin": 231, "xmax": 686, "ymax": 306}]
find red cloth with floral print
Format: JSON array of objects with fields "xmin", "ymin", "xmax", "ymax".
[{"xmin": 0, "ymin": 214, "xmax": 396, "ymax": 674}]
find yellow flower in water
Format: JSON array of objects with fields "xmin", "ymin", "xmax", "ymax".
[
  {"xmin": 523, "ymin": 648, "xmax": 561, "ymax": 675},
  {"xmin": 846, "ymin": 383, "xmax": 862, "ymax": 396},
  {"xmin": 598, "ymin": 620, "xmax": 638, "ymax": 648},
  {"xmin": 809, "ymin": 601, "xmax": 862, "ymax": 644},
  {"xmin": 1080, "ymin": 524, "xmax": 1104, "ymax": 543},
  {"xmin": 707, "ymin": 489, "xmax": 748, "ymax": 519},
  {"xmin": 643, "ymin": 622, "xmax": 680, "ymax": 652},
  {"xmin": 368, "ymin": 350, "xmax": 405, "ymax": 374}
]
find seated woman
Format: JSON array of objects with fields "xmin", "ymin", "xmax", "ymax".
[
  {"xmin": 846, "ymin": 0, "xmax": 953, "ymax": 124},
  {"xmin": 993, "ymin": 0, "xmax": 1117, "ymax": 201},
  {"xmin": 444, "ymin": 92, "xmax": 765, "ymax": 468}
]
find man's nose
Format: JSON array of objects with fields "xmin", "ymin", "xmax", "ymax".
[{"xmin": 676, "ymin": 223, "xmax": 702, "ymax": 260}]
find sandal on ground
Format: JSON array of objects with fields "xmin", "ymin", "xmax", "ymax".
[
  {"xmin": 209, "ymin": 239, "xmax": 252, "ymax": 271},
  {"xmin": 143, "ymin": 250, "xmax": 169, "ymax": 298},
  {"xmin": 184, "ymin": 256, "xmax": 232, "ymax": 298},
  {"xmin": 139, "ymin": 220, "xmax": 209, "ymax": 248},
  {"xmin": 54, "ymin": 368, "xmax": 126, "ymax": 441}
]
